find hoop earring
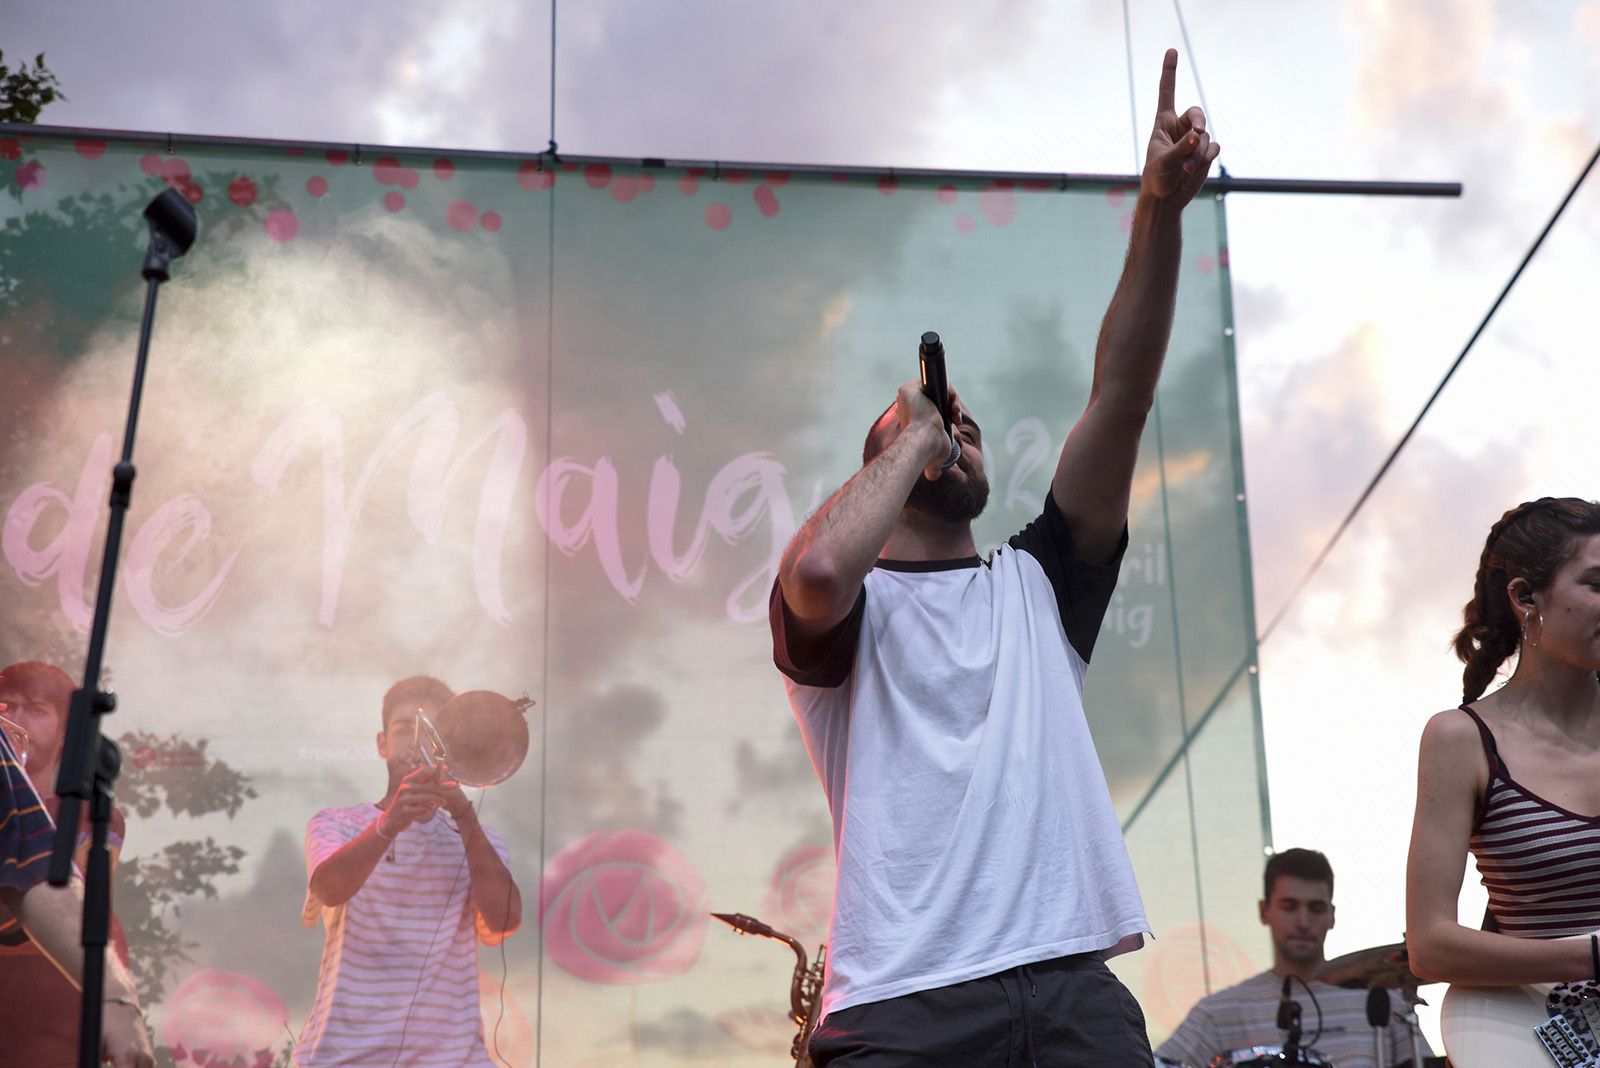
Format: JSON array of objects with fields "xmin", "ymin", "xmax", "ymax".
[{"xmin": 1524, "ymin": 609, "xmax": 1544, "ymax": 649}]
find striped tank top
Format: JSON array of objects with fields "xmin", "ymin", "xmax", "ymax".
[{"xmin": 1462, "ymin": 705, "xmax": 1600, "ymax": 939}]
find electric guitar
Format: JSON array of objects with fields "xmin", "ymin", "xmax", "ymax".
[{"xmin": 1440, "ymin": 982, "xmax": 1600, "ymax": 1067}]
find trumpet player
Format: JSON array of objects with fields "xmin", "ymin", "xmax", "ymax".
[
  {"xmin": 293, "ymin": 675, "xmax": 521, "ymax": 1068},
  {"xmin": 771, "ymin": 49, "xmax": 1218, "ymax": 1067}
]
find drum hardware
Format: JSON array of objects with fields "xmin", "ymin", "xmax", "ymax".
[
  {"xmin": 1206, "ymin": 1046, "xmax": 1333, "ymax": 1067},
  {"xmin": 1318, "ymin": 939, "xmax": 1437, "ymax": 1068}
]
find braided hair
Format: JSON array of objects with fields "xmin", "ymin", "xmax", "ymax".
[{"xmin": 1454, "ymin": 497, "xmax": 1600, "ymax": 702}]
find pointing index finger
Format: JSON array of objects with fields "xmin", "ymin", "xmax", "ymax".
[{"xmin": 1156, "ymin": 48, "xmax": 1178, "ymax": 116}]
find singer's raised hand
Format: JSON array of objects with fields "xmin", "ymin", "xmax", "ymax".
[
  {"xmin": 895, "ymin": 380, "xmax": 954, "ymax": 481},
  {"xmin": 1142, "ymin": 48, "xmax": 1220, "ymax": 208}
]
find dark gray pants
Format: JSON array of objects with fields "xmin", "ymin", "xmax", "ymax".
[{"xmin": 809, "ymin": 952, "xmax": 1154, "ymax": 1068}]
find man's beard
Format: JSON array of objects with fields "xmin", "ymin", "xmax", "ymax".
[{"xmin": 905, "ymin": 458, "xmax": 989, "ymax": 523}]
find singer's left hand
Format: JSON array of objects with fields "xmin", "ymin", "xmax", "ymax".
[{"xmin": 1142, "ymin": 48, "xmax": 1220, "ymax": 208}]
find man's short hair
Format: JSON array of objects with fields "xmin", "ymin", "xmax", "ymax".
[
  {"xmin": 381, "ymin": 675, "xmax": 453, "ymax": 729},
  {"xmin": 1263, "ymin": 847, "xmax": 1334, "ymax": 902},
  {"xmin": 0, "ymin": 661, "xmax": 75, "ymax": 713},
  {"xmin": 862, "ymin": 403, "xmax": 896, "ymax": 466}
]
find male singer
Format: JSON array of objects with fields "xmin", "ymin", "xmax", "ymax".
[
  {"xmin": 294, "ymin": 676, "xmax": 521, "ymax": 1067},
  {"xmin": 771, "ymin": 50, "xmax": 1219, "ymax": 1066},
  {"xmin": 1155, "ymin": 850, "xmax": 1431, "ymax": 1067}
]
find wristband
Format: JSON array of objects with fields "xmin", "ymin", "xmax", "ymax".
[
  {"xmin": 1590, "ymin": 932, "xmax": 1598, "ymax": 984},
  {"xmin": 374, "ymin": 819, "xmax": 396, "ymax": 842}
]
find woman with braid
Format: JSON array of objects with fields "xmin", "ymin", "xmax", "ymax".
[{"xmin": 1406, "ymin": 498, "xmax": 1600, "ymax": 1039}]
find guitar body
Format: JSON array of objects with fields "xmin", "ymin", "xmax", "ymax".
[{"xmin": 1440, "ymin": 982, "xmax": 1598, "ymax": 1067}]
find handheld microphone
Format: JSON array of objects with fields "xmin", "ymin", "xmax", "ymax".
[{"xmin": 917, "ymin": 331, "xmax": 961, "ymax": 471}]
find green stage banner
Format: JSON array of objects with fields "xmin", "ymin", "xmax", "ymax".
[{"xmin": 0, "ymin": 129, "xmax": 1264, "ymax": 1065}]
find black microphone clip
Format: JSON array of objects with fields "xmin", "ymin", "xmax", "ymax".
[{"xmin": 1277, "ymin": 974, "xmax": 1303, "ymax": 1054}]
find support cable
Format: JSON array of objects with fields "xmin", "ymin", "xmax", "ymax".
[
  {"xmin": 1258, "ymin": 137, "xmax": 1600, "ymax": 645},
  {"xmin": 547, "ymin": 0, "xmax": 559, "ymax": 154},
  {"xmin": 1169, "ymin": 0, "xmax": 1215, "ymax": 139},
  {"xmin": 1120, "ymin": 0, "xmax": 1143, "ymax": 171},
  {"xmin": 1126, "ymin": 138, "xmax": 1600, "ymax": 837}
]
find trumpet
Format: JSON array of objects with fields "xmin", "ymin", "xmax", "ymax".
[
  {"xmin": 0, "ymin": 709, "xmax": 27, "ymax": 766},
  {"xmin": 414, "ymin": 690, "xmax": 534, "ymax": 787},
  {"xmin": 713, "ymin": 912, "xmax": 827, "ymax": 1067}
]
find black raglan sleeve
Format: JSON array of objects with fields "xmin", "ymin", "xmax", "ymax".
[{"xmin": 1007, "ymin": 491, "xmax": 1127, "ymax": 662}]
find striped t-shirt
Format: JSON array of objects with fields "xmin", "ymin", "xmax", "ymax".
[
  {"xmin": 294, "ymin": 803, "xmax": 511, "ymax": 1067},
  {"xmin": 1462, "ymin": 705, "xmax": 1600, "ymax": 939},
  {"xmin": 0, "ymin": 730, "xmax": 52, "ymax": 901},
  {"xmin": 1154, "ymin": 970, "xmax": 1427, "ymax": 1067}
]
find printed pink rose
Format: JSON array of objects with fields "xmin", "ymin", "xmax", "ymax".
[
  {"xmin": 160, "ymin": 968, "xmax": 287, "ymax": 1067},
  {"xmin": 445, "ymin": 199, "xmax": 478, "ymax": 232},
  {"xmin": 517, "ymin": 161, "xmax": 555, "ymax": 190},
  {"xmin": 763, "ymin": 844, "xmax": 834, "ymax": 944},
  {"xmin": 1141, "ymin": 923, "xmax": 1256, "ymax": 1031},
  {"xmin": 227, "ymin": 176, "xmax": 257, "ymax": 207},
  {"xmin": 16, "ymin": 160, "xmax": 45, "ymax": 190},
  {"xmin": 539, "ymin": 829, "xmax": 707, "ymax": 985},
  {"xmin": 978, "ymin": 180, "xmax": 1016, "ymax": 227},
  {"xmin": 263, "ymin": 210, "xmax": 299, "ymax": 243}
]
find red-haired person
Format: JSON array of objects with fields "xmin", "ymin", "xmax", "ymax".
[
  {"xmin": 1406, "ymin": 498, "xmax": 1600, "ymax": 1055},
  {"xmin": 0, "ymin": 668, "xmax": 151, "ymax": 1067}
]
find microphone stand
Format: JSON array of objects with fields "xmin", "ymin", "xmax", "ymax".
[
  {"xmin": 1366, "ymin": 986, "xmax": 1391, "ymax": 1068},
  {"xmin": 1278, "ymin": 975, "xmax": 1304, "ymax": 1063},
  {"xmin": 47, "ymin": 188, "xmax": 198, "ymax": 1068}
]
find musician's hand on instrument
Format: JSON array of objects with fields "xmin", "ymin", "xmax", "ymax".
[
  {"xmin": 101, "ymin": 998, "xmax": 155, "ymax": 1068},
  {"xmin": 381, "ymin": 765, "xmax": 450, "ymax": 834},
  {"xmin": 438, "ymin": 776, "xmax": 473, "ymax": 820}
]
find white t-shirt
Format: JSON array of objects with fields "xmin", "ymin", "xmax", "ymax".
[
  {"xmin": 1155, "ymin": 970, "xmax": 1432, "ymax": 1067},
  {"xmin": 772, "ymin": 496, "xmax": 1148, "ymax": 1023},
  {"xmin": 294, "ymin": 803, "xmax": 511, "ymax": 1067}
]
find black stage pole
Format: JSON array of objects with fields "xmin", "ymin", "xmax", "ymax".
[{"xmin": 47, "ymin": 187, "xmax": 198, "ymax": 1068}]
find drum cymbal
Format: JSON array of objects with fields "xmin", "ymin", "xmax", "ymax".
[{"xmin": 1316, "ymin": 942, "xmax": 1435, "ymax": 989}]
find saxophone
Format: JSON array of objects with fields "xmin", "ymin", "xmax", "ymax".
[{"xmin": 712, "ymin": 912, "xmax": 827, "ymax": 1066}]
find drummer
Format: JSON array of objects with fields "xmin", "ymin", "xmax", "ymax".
[{"xmin": 1155, "ymin": 848, "xmax": 1432, "ymax": 1067}]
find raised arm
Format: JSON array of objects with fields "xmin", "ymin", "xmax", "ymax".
[
  {"xmin": 1404, "ymin": 709, "xmax": 1595, "ymax": 984},
  {"xmin": 777, "ymin": 381, "xmax": 952, "ymax": 640},
  {"xmin": 1052, "ymin": 48, "xmax": 1219, "ymax": 563},
  {"xmin": 441, "ymin": 788, "xmax": 522, "ymax": 944}
]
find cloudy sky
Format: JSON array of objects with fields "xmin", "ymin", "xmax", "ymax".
[{"xmin": 9, "ymin": 0, "xmax": 1600, "ymax": 1050}]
